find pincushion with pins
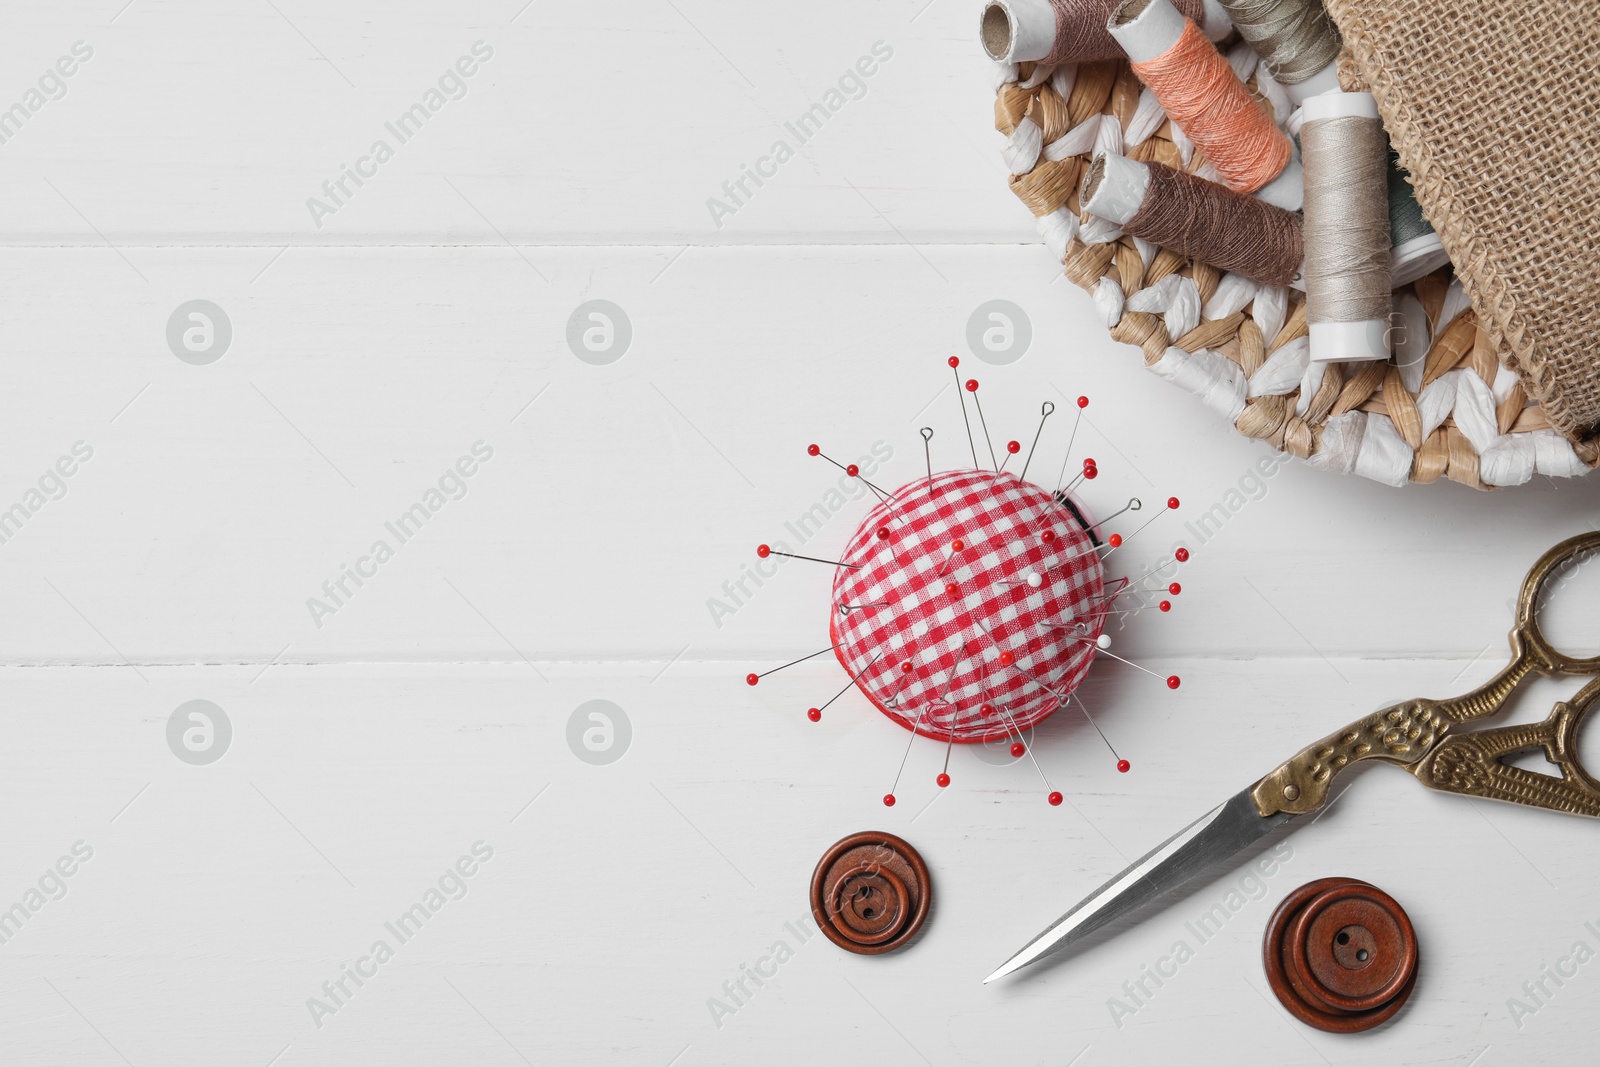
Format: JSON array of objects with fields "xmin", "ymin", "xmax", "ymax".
[{"xmin": 749, "ymin": 358, "xmax": 1187, "ymax": 806}]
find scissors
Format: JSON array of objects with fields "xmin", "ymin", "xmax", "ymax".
[{"xmin": 985, "ymin": 530, "xmax": 1600, "ymax": 984}]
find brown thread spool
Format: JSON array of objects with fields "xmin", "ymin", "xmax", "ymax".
[
  {"xmin": 979, "ymin": 0, "xmax": 1231, "ymax": 64},
  {"xmin": 1081, "ymin": 153, "xmax": 1303, "ymax": 287}
]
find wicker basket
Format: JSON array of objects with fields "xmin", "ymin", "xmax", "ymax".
[{"xmin": 992, "ymin": 54, "xmax": 1600, "ymax": 488}]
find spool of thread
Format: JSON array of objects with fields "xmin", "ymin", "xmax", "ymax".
[
  {"xmin": 1109, "ymin": 0, "xmax": 1302, "ymax": 211},
  {"xmin": 979, "ymin": 0, "xmax": 1232, "ymax": 65},
  {"xmin": 1217, "ymin": 0, "xmax": 1342, "ymax": 104},
  {"xmin": 1301, "ymin": 91, "xmax": 1391, "ymax": 363},
  {"xmin": 1081, "ymin": 153, "xmax": 1304, "ymax": 286},
  {"xmin": 1386, "ymin": 148, "xmax": 1449, "ymax": 286}
]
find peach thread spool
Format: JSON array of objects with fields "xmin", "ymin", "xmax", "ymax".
[
  {"xmin": 1109, "ymin": 0, "xmax": 1302, "ymax": 211},
  {"xmin": 979, "ymin": 0, "xmax": 1232, "ymax": 65}
]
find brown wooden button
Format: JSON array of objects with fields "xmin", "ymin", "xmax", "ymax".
[
  {"xmin": 811, "ymin": 832, "xmax": 930, "ymax": 955},
  {"xmin": 1264, "ymin": 877, "xmax": 1418, "ymax": 1033}
]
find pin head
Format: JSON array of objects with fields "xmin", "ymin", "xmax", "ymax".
[
  {"xmin": 807, "ymin": 707, "xmax": 821, "ymax": 722},
  {"xmin": 1169, "ymin": 582, "xmax": 1181, "ymax": 595},
  {"xmin": 1077, "ymin": 396, "xmax": 1089, "ymax": 409},
  {"xmin": 746, "ymin": 673, "xmax": 759, "ymax": 686},
  {"xmin": 1175, "ymin": 547, "xmax": 1190, "ymax": 562},
  {"xmin": 1006, "ymin": 440, "xmax": 1021, "ymax": 455},
  {"xmin": 965, "ymin": 379, "xmax": 979, "ymax": 392},
  {"xmin": 1167, "ymin": 496, "xmax": 1180, "ymax": 509},
  {"xmin": 1096, "ymin": 634, "xmax": 1111, "ymax": 650},
  {"xmin": 1108, "ymin": 534, "xmax": 1123, "ymax": 547},
  {"xmin": 883, "ymin": 793, "xmax": 896, "ymax": 806},
  {"xmin": 998, "ymin": 650, "xmax": 1015, "ymax": 666},
  {"xmin": 951, "ymin": 539, "xmax": 965, "ymax": 551},
  {"xmin": 947, "ymin": 356, "xmax": 960, "ymax": 368},
  {"xmin": 808, "ymin": 444, "xmax": 820, "ymax": 457},
  {"xmin": 1025, "ymin": 571, "xmax": 1042, "ymax": 588},
  {"xmin": 980, "ymin": 703, "xmax": 995, "ymax": 717},
  {"xmin": 936, "ymin": 772, "xmax": 950, "ymax": 788},
  {"xmin": 1117, "ymin": 759, "xmax": 1131, "ymax": 773},
  {"xmin": 847, "ymin": 464, "xmax": 860, "ymax": 477},
  {"xmin": 1166, "ymin": 675, "xmax": 1181, "ymax": 689},
  {"xmin": 877, "ymin": 527, "xmax": 890, "ymax": 540},
  {"xmin": 1041, "ymin": 530, "xmax": 1056, "ymax": 544},
  {"xmin": 1048, "ymin": 791, "xmax": 1063, "ymax": 805},
  {"xmin": 1010, "ymin": 742, "xmax": 1025, "ymax": 757},
  {"xmin": 757, "ymin": 544, "xmax": 771, "ymax": 558},
  {"xmin": 1159, "ymin": 600, "xmax": 1172, "ymax": 612}
]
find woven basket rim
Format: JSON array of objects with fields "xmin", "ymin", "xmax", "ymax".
[{"xmin": 992, "ymin": 50, "xmax": 1600, "ymax": 490}]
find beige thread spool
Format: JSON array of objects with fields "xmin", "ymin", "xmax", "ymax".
[{"xmin": 1302, "ymin": 91, "xmax": 1392, "ymax": 363}]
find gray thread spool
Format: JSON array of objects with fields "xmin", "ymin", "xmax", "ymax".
[
  {"xmin": 1387, "ymin": 147, "xmax": 1449, "ymax": 286},
  {"xmin": 1302, "ymin": 91, "xmax": 1392, "ymax": 362},
  {"xmin": 1218, "ymin": 0, "xmax": 1342, "ymax": 102}
]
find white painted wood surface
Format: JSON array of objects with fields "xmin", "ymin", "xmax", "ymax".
[{"xmin": 1, "ymin": 2, "xmax": 1596, "ymax": 1065}]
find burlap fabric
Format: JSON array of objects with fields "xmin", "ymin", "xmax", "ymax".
[{"xmin": 1325, "ymin": 0, "xmax": 1600, "ymax": 445}]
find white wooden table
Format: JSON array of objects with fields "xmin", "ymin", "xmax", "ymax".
[{"xmin": 1, "ymin": 2, "xmax": 1595, "ymax": 1064}]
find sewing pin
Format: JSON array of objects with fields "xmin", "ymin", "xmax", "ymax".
[
  {"xmin": 1068, "ymin": 634, "xmax": 1180, "ymax": 689},
  {"xmin": 1094, "ymin": 497, "xmax": 1142, "ymax": 529},
  {"xmin": 1047, "ymin": 396, "xmax": 1090, "ymax": 504},
  {"xmin": 1018, "ymin": 400, "xmax": 1055, "ymax": 483},
  {"xmin": 1102, "ymin": 497, "xmax": 1180, "ymax": 559},
  {"xmin": 756, "ymin": 544, "xmax": 861, "ymax": 570},
  {"xmin": 949, "ymin": 357, "xmax": 979, "ymax": 468},
  {"xmin": 964, "ymin": 379, "xmax": 999, "ymax": 471},
  {"xmin": 885, "ymin": 698, "xmax": 932, "ymax": 806},
  {"xmin": 921, "ymin": 426, "xmax": 934, "ymax": 489},
  {"xmin": 1073, "ymin": 692, "xmax": 1129, "ymax": 772},
  {"xmin": 996, "ymin": 703, "xmax": 1063, "ymax": 805},
  {"xmin": 807, "ymin": 444, "xmax": 891, "ymax": 503},
  {"xmin": 808, "ymin": 649, "xmax": 885, "ymax": 724},
  {"xmin": 745, "ymin": 643, "xmax": 843, "ymax": 686}
]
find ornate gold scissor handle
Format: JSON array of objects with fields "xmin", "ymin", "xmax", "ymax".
[{"xmin": 1252, "ymin": 530, "xmax": 1600, "ymax": 819}]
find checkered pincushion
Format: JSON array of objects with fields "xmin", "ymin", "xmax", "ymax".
[{"xmin": 829, "ymin": 469, "xmax": 1105, "ymax": 743}]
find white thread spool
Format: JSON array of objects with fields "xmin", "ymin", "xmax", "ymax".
[
  {"xmin": 979, "ymin": 0, "xmax": 1232, "ymax": 64},
  {"xmin": 1303, "ymin": 90, "xmax": 1391, "ymax": 363},
  {"xmin": 1106, "ymin": 0, "xmax": 1303, "ymax": 211}
]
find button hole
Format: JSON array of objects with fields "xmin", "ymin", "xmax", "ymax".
[{"xmin": 1336, "ymin": 932, "xmax": 1350, "ymax": 945}]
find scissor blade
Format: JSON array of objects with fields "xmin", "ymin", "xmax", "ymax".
[{"xmin": 983, "ymin": 786, "xmax": 1296, "ymax": 983}]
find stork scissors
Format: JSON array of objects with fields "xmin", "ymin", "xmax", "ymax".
[{"xmin": 986, "ymin": 531, "xmax": 1600, "ymax": 984}]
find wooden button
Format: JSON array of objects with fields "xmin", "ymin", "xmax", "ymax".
[
  {"xmin": 810, "ymin": 832, "xmax": 930, "ymax": 955},
  {"xmin": 1263, "ymin": 877, "xmax": 1418, "ymax": 1033}
]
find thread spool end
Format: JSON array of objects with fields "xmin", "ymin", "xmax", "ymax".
[
  {"xmin": 978, "ymin": 0, "xmax": 1055, "ymax": 64},
  {"xmin": 1081, "ymin": 153, "xmax": 1151, "ymax": 226},
  {"xmin": 1255, "ymin": 156, "xmax": 1304, "ymax": 212},
  {"xmin": 1107, "ymin": 0, "xmax": 1186, "ymax": 63},
  {"xmin": 1310, "ymin": 321, "xmax": 1389, "ymax": 364}
]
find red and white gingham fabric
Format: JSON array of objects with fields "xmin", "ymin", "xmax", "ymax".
[{"xmin": 829, "ymin": 469, "xmax": 1105, "ymax": 743}]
